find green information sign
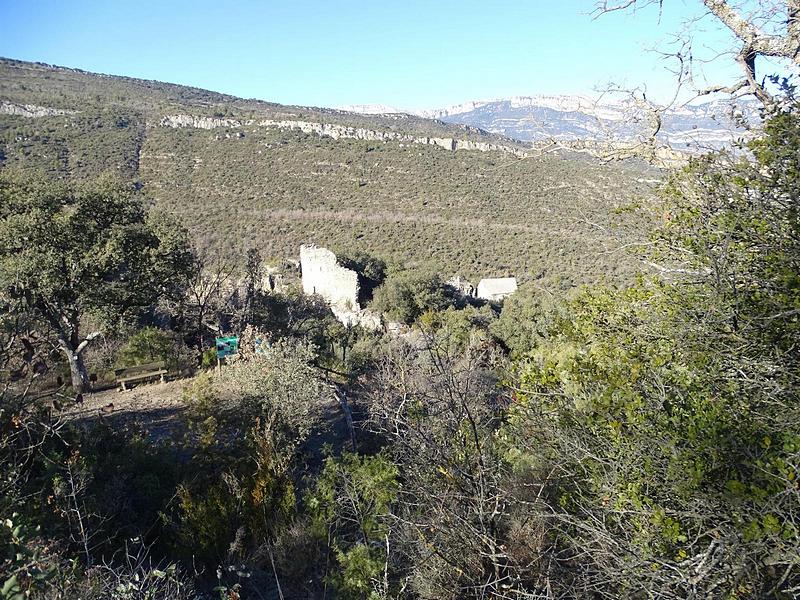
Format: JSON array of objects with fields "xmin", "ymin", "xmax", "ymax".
[{"xmin": 215, "ymin": 336, "xmax": 239, "ymax": 359}]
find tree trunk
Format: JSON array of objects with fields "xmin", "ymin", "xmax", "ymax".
[{"xmin": 59, "ymin": 340, "xmax": 90, "ymax": 393}]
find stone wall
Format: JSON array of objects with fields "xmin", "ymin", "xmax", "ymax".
[
  {"xmin": 300, "ymin": 245, "xmax": 360, "ymax": 312},
  {"xmin": 477, "ymin": 277, "xmax": 518, "ymax": 302}
]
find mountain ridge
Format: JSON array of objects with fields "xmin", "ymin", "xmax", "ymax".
[
  {"xmin": 340, "ymin": 94, "xmax": 760, "ymax": 150},
  {"xmin": 0, "ymin": 57, "xmax": 659, "ymax": 288}
]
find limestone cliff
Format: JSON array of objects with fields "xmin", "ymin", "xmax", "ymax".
[
  {"xmin": 0, "ymin": 101, "xmax": 77, "ymax": 118},
  {"xmin": 158, "ymin": 114, "xmax": 531, "ymax": 158}
]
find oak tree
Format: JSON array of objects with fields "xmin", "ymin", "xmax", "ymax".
[{"xmin": 0, "ymin": 174, "xmax": 193, "ymax": 392}]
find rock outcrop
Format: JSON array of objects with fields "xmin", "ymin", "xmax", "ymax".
[
  {"xmin": 0, "ymin": 101, "xmax": 77, "ymax": 118},
  {"xmin": 160, "ymin": 114, "xmax": 244, "ymax": 129},
  {"xmin": 157, "ymin": 114, "xmax": 530, "ymax": 158}
]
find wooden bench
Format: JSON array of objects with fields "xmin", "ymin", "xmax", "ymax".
[{"xmin": 115, "ymin": 361, "xmax": 168, "ymax": 391}]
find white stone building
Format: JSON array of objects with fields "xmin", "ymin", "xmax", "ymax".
[{"xmin": 477, "ymin": 277, "xmax": 518, "ymax": 302}]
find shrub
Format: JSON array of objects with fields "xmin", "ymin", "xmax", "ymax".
[
  {"xmin": 371, "ymin": 270, "xmax": 455, "ymax": 324},
  {"xmin": 307, "ymin": 452, "xmax": 398, "ymax": 599},
  {"xmin": 116, "ymin": 327, "xmax": 193, "ymax": 374}
]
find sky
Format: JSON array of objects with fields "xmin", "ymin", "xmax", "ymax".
[{"xmin": 0, "ymin": 0, "xmax": 744, "ymax": 110}]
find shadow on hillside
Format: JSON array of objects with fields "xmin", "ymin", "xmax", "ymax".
[{"xmin": 65, "ymin": 405, "xmax": 189, "ymax": 448}]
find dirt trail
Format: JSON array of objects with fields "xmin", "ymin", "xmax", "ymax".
[
  {"xmin": 61, "ymin": 378, "xmax": 189, "ymax": 445},
  {"xmin": 60, "ymin": 374, "xmax": 352, "ymax": 465}
]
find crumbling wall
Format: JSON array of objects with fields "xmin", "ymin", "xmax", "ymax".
[
  {"xmin": 300, "ymin": 245, "xmax": 360, "ymax": 311},
  {"xmin": 331, "ymin": 306, "xmax": 382, "ymax": 331},
  {"xmin": 446, "ymin": 275, "xmax": 476, "ymax": 299},
  {"xmin": 477, "ymin": 277, "xmax": 518, "ymax": 302}
]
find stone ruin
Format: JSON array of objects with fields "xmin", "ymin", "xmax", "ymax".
[
  {"xmin": 447, "ymin": 275, "xmax": 518, "ymax": 303},
  {"xmin": 299, "ymin": 245, "xmax": 381, "ymax": 330},
  {"xmin": 299, "ymin": 245, "xmax": 518, "ymax": 329},
  {"xmin": 300, "ymin": 245, "xmax": 360, "ymax": 310},
  {"xmin": 446, "ymin": 275, "xmax": 476, "ymax": 298},
  {"xmin": 477, "ymin": 277, "xmax": 518, "ymax": 302}
]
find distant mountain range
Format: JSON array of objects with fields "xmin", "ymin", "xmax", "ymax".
[{"xmin": 340, "ymin": 95, "xmax": 762, "ymax": 150}]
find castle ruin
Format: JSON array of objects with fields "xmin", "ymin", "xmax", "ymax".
[
  {"xmin": 300, "ymin": 245, "xmax": 381, "ymax": 330},
  {"xmin": 300, "ymin": 245, "xmax": 360, "ymax": 311}
]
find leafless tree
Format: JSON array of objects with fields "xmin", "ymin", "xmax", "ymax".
[
  {"xmin": 177, "ymin": 252, "xmax": 237, "ymax": 354},
  {"xmin": 363, "ymin": 331, "xmax": 546, "ymax": 598},
  {"xmin": 595, "ymin": 0, "xmax": 800, "ymax": 108}
]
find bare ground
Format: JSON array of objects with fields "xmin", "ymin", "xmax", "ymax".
[
  {"xmin": 60, "ymin": 378, "xmax": 190, "ymax": 445},
  {"xmin": 59, "ymin": 374, "xmax": 352, "ymax": 466}
]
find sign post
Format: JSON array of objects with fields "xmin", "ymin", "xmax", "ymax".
[{"xmin": 215, "ymin": 336, "xmax": 239, "ymax": 370}]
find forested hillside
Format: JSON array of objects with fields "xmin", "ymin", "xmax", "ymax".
[
  {"xmin": 4, "ymin": 48, "xmax": 798, "ymax": 600},
  {"xmin": 0, "ymin": 58, "xmax": 657, "ymax": 286}
]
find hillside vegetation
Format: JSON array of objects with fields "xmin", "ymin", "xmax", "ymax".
[
  {"xmin": 2, "ymin": 107, "xmax": 799, "ymax": 598},
  {"xmin": 2, "ymin": 51, "xmax": 799, "ymax": 599},
  {"xmin": 0, "ymin": 58, "xmax": 658, "ymax": 286}
]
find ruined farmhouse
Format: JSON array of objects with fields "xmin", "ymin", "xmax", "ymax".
[
  {"xmin": 477, "ymin": 277, "xmax": 518, "ymax": 302},
  {"xmin": 299, "ymin": 244, "xmax": 518, "ymax": 329}
]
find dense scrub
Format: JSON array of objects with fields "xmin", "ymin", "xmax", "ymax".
[
  {"xmin": 0, "ymin": 58, "xmax": 658, "ymax": 289},
  {"xmin": 2, "ymin": 69, "xmax": 799, "ymax": 599}
]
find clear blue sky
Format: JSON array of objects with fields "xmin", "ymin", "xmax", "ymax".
[{"xmin": 0, "ymin": 0, "xmax": 739, "ymax": 109}]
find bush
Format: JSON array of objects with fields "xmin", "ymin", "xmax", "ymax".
[
  {"xmin": 419, "ymin": 304, "xmax": 497, "ymax": 353},
  {"xmin": 116, "ymin": 327, "xmax": 193, "ymax": 374},
  {"xmin": 506, "ymin": 108, "xmax": 800, "ymax": 597},
  {"xmin": 199, "ymin": 346, "xmax": 217, "ymax": 369},
  {"xmin": 371, "ymin": 270, "xmax": 455, "ymax": 324},
  {"xmin": 488, "ymin": 284, "xmax": 561, "ymax": 356},
  {"xmin": 307, "ymin": 452, "xmax": 399, "ymax": 599}
]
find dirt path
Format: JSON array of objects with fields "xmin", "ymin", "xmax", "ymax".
[
  {"xmin": 61, "ymin": 378, "xmax": 189, "ymax": 445},
  {"xmin": 60, "ymin": 373, "xmax": 353, "ymax": 466}
]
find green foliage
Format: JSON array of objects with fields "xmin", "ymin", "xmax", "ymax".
[
  {"xmin": 116, "ymin": 326, "xmax": 190, "ymax": 372},
  {"xmin": 200, "ymin": 346, "xmax": 218, "ymax": 369},
  {"xmin": 419, "ymin": 304, "xmax": 497, "ymax": 352},
  {"xmin": 182, "ymin": 373, "xmax": 226, "ymax": 453},
  {"xmin": 309, "ymin": 452, "xmax": 398, "ymax": 540},
  {"xmin": 506, "ymin": 107, "xmax": 800, "ymax": 596},
  {"xmin": 333, "ymin": 544, "xmax": 386, "ymax": 600},
  {"xmin": 1, "ymin": 514, "xmax": 56, "ymax": 599},
  {"xmin": 657, "ymin": 110, "xmax": 800, "ymax": 359},
  {"xmin": 49, "ymin": 427, "xmax": 181, "ymax": 555},
  {"xmin": 341, "ymin": 330, "xmax": 385, "ymax": 381},
  {"xmin": 0, "ymin": 172, "xmax": 193, "ymax": 390},
  {"xmin": 307, "ymin": 452, "xmax": 398, "ymax": 599},
  {"xmin": 216, "ymin": 337, "xmax": 325, "ymax": 445},
  {"xmin": 371, "ymin": 270, "xmax": 455, "ymax": 324},
  {"xmin": 488, "ymin": 283, "xmax": 561, "ymax": 355},
  {"xmin": 336, "ymin": 250, "xmax": 387, "ymax": 286},
  {"xmin": 250, "ymin": 288, "xmax": 343, "ymax": 358},
  {"xmin": 175, "ymin": 469, "xmax": 294, "ymax": 567},
  {"xmin": 175, "ymin": 339, "xmax": 326, "ymax": 567},
  {"xmin": 0, "ymin": 173, "xmax": 192, "ymax": 328}
]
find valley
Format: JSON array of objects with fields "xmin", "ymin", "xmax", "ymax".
[{"xmin": 0, "ymin": 58, "xmax": 660, "ymax": 287}]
